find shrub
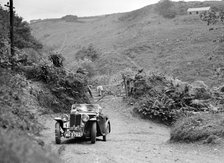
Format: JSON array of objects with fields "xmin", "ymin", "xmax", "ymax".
[
  {"xmin": 75, "ymin": 44, "xmax": 101, "ymax": 62},
  {"xmin": 132, "ymin": 81, "xmax": 191, "ymax": 124},
  {"xmin": 77, "ymin": 58, "xmax": 97, "ymax": 78},
  {"xmin": 22, "ymin": 48, "xmax": 42, "ymax": 64},
  {"xmin": 48, "ymin": 52, "xmax": 64, "ymax": 67},
  {"xmin": 23, "ymin": 63, "xmax": 91, "ymax": 111},
  {"xmin": 126, "ymin": 71, "xmax": 224, "ymax": 125}
]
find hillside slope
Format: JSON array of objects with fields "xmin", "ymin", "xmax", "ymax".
[
  {"xmin": 31, "ymin": 1, "xmax": 224, "ymax": 86},
  {"xmin": 0, "ymin": 68, "xmax": 60, "ymax": 163}
]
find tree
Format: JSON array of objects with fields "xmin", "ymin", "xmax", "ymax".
[{"xmin": 0, "ymin": 4, "xmax": 42, "ymax": 50}]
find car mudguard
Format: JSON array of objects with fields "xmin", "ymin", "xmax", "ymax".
[
  {"xmin": 54, "ymin": 117, "xmax": 63, "ymax": 129},
  {"xmin": 97, "ymin": 115, "xmax": 109, "ymax": 136}
]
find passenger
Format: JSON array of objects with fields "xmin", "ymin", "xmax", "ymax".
[{"xmin": 97, "ymin": 85, "xmax": 104, "ymax": 96}]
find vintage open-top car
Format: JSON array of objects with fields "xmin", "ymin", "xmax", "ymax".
[{"xmin": 54, "ymin": 104, "xmax": 111, "ymax": 144}]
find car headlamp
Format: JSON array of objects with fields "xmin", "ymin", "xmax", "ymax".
[{"xmin": 82, "ymin": 114, "xmax": 89, "ymax": 122}]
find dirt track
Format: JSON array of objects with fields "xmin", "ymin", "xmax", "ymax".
[{"xmin": 40, "ymin": 97, "xmax": 224, "ymax": 163}]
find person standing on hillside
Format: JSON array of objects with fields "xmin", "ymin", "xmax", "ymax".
[{"xmin": 97, "ymin": 85, "xmax": 104, "ymax": 96}]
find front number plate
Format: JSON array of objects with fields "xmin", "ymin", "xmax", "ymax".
[{"xmin": 71, "ymin": 132, "xmax": 82, "ymax": 137}]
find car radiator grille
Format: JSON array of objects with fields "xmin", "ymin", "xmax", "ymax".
[{"xmin": 70, "ymin": 114, "xmax": 81, "ymax": 127}]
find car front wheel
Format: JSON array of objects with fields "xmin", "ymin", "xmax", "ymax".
[
  {"xmin": 91, "ymin": 122, "xmax": 97, "ymax": 144},
  {"xmin": 55, "ymin": 122, "xmax": 61, "ymax": 144}
]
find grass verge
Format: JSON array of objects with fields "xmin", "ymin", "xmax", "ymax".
[
  {"xmin": 170, "ymin": 113, "xmax": 224, "ymax": 144},
  {"xmin": 0, "ymin": 68, "xmax": 61, "ymax": 163},
  {"xmin": 0, "ymin": 129, "xmax": 60, "ymax": 163}
]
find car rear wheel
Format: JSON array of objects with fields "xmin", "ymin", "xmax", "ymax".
[
  {"xmin": 103, "ymin": 122, "xmax": 110, "ymax": 141},
  {"xmin": 91, "ymin": 122, "xmax": 97, "ymax": 144},
  {"xmin": 55, "ymin": 122, "xmax": 61, "ymax": 144}
]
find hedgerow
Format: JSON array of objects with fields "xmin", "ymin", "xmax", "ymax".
[
  {"xmin": 126, "ymin": 72, "xmax": 224, "ymax": 125},
  {"xmin": 22, "ymin": 62, "xmax": 91, "ymax": 111}
]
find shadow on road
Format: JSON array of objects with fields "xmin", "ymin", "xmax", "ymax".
[{"xmin": 61, "ymin": 137, "xmax": 105, "ymax": 145}]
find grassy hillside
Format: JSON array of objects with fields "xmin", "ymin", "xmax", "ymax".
[
  {"xmin": 0, "ymin": 68, "xmax": 61, "ymax": 163},
  {"xmin": 31, "ymin": 1, "xmax": 224, "ymax": 86}
]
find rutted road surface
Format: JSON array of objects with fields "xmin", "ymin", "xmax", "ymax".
[{"xmin": 40, "ymin": 97, "xmax": 224, "ymax": 163}]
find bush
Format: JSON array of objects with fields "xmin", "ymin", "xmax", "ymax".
[
  {"xmin": 75, "ymin": 44, "xmax": 101, "ymax": 62},
  {"xmin": 170, "ymin": 113, "xmax": 224, "ymax": 143},
  {"xmin": 22, "ymin": 48, "xmax": 42, "ymax": 64},
  {"xmin": 77, "ymin": 58, "xmax": 97, "ymax": 78},
  {"xmin": 48, "ymin": 52, "xmax": 64, "ymax": 67},
  {"xmin": 23, "ymin": 63, "xmax": 91, "ymax": 111},
  {"xmin": 126, "ymin": 72, "xmax": 224, "ymax": 125}
]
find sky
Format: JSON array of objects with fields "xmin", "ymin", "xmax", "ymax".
[{"xmin": 0, "ymin": 0, "xmax": 221, "ymax": 21}]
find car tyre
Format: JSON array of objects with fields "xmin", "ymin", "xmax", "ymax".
[
  {"xmin": 91, "ymin": 122, "xmax": 97, "ymax": 144},
  {"xmin": 103, "ymin": 123, "xmax": 110, "ymax": 141},
  {"xmin": 55, "ymin": 122, "xmax": 61, "ymax": 144},
  {"xmin": 103, "ymin": 135, "xmax": 106, "ymax": 141}
]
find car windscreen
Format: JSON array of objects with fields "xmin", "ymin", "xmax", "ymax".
[{"xmin": 72, "ymin": 104, "xmax": 102, "ymax": 113}]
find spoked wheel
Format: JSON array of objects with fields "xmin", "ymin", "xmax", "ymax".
[
  {"xmin": 91, "ymin": 122, "xmax": 97, "ymax": 144},
  {"xmin": 55, "ymin": 122, "xmax": 61, "ymax": 144},
  {"xmin": 103, "ymin": 123, "xmax": 110, "ymax": 141}
]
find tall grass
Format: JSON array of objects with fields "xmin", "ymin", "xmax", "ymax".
[
  {"xmin": 0, "ymin": 130, "xmax": 60, "ymax": 163},
  {"xmin": 170, "ymin": 113, "xmax": 224, "ymax": 143}
]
